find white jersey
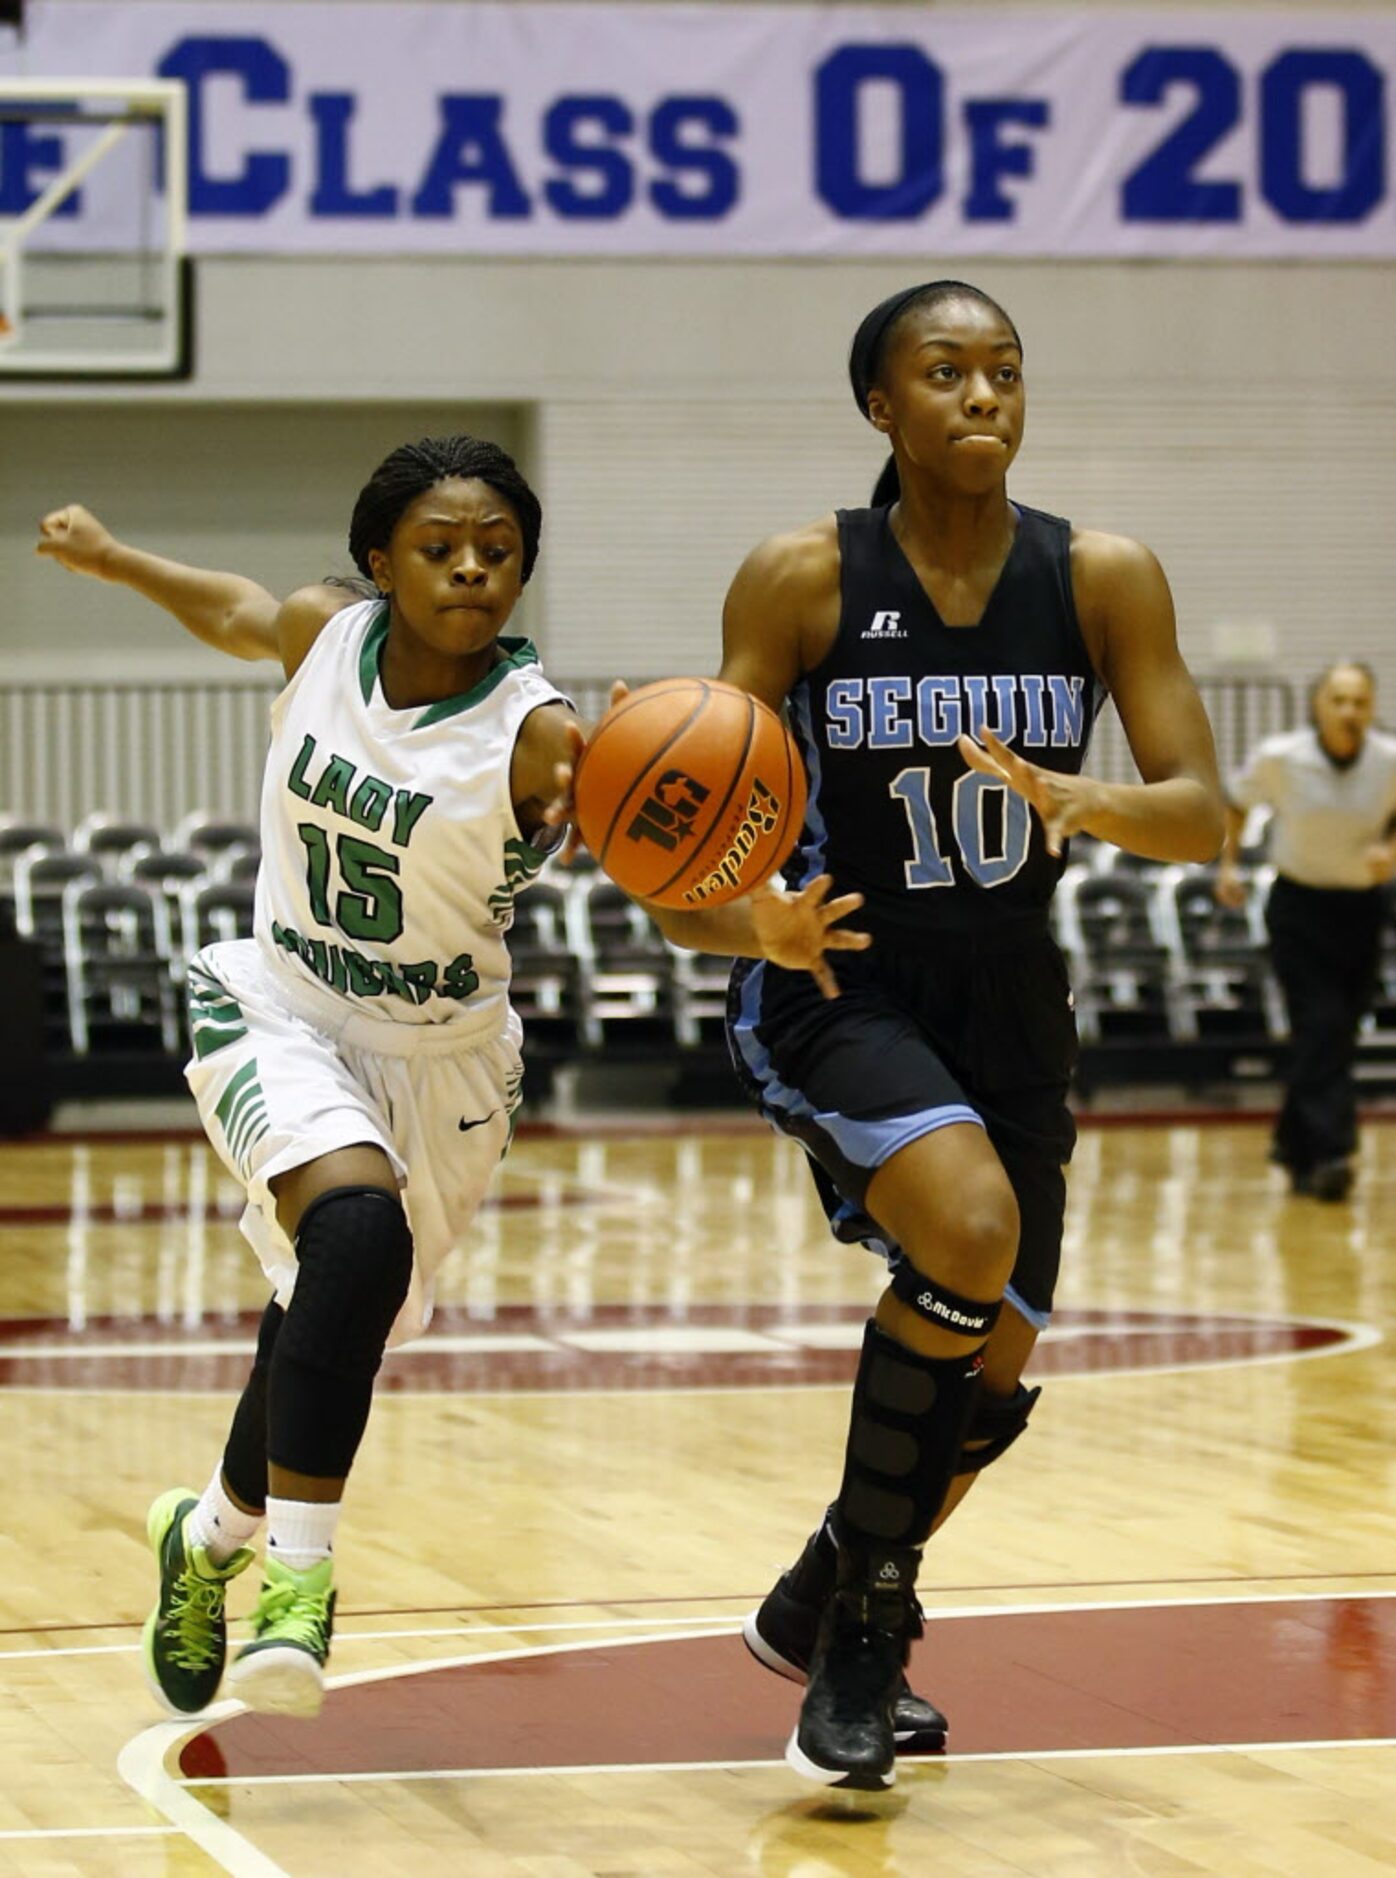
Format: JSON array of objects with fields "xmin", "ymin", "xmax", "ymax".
[
  {"xmin": 1230, "ymin": 726, "xmax": 1396, "ymax": 890},
  {"xmin": 254, "ymin": 597, "xmax": 567, "ymax": 1036}
]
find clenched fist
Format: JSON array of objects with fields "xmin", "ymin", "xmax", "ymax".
[{"xmin": 35, "ymin": 504, "xmax": 118, "ymax": 579}]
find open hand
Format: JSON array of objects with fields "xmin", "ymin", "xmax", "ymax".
[
  {"xmin": 958, "ymin": 728, "xmax": 1104, "ymax": 859},
  {"xmin": 35, "ymin": 504, "xmax": 117, "ymax": 578},
  {"xmin": 750, "ymin": 874, "xmax": 870, "ymax": 999},
  {"xmin": 542, "ymin": 678, "xmax": 629, "ymax": 865}
]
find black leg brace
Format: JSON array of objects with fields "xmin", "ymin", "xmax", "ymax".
[
  {"xmin": 836, "ymin": 1319, "xmax": 987, "ymax": 1553},
  {"xmin": 266, "ymin": 1185, "xmax": 414, "ymax": 1481}
]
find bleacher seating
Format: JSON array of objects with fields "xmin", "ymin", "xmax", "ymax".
[
  {"xmin": 72, "ymin": 812, "xmax": 162, "ymax": 868},
  {"xmin": 13, "ymin": 809, "xmax": 1393, "ymax": 1095},
  {"xmin": 173, "ymin": 813, "xmax": 260, "ymax": 859},
  {"xmin": 570, "ymin": 876, "xmax": 675, "ymax": 1048},
  {"xmin": 507, "ymin": 879, "xmax": 583, "ymax": 1051},
  {"xmin": 179, "ymin": 880, "xmax": 257, "ymax": 958},
  {"xmin": 1056, "ymin": 868, "xmax": 1177, "ymax": 1043},
  {"xmin": 63, "ymin": 880, "xmax": 180, "ymax": 1055}
]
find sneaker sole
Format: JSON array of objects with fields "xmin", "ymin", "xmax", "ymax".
[
  {"xmin": 743, "ymin": 1612, "xmax": 946, "ymax": 1752},
  {"xmin": 785, "ymin": 1725, "xmax": 896, "ymax": 1791},
  {"xmin": 741, "ymin": 1611, "xmax": 805, "ymax": 1684},
  {"xmin": 227, "ymin": 1648, "xmax": 325, "ymax": 1718}
]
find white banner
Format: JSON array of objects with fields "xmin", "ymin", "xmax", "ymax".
[{"xmin": 4, "ymin": 3, "xmax": 1396, "ymax": 256}]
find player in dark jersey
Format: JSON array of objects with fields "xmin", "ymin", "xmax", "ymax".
[{"xmin": 627, "ymin": 280, "xmax": 1225, "ymax": 1790}]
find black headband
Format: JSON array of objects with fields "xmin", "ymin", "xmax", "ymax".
[{"xmin": 848, "ymin": 282, "xmax": 939, "ymax": 418}]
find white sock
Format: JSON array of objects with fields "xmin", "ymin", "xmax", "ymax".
[
  {"xmin": 185, "ymin": 1467, "xmax": 262, "ymax": 1567},
  {"xmin": 265, "ymin": 1496, "xmax": 341, "ymax": 1574}
]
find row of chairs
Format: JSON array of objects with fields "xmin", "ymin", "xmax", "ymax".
[
  {"xmin": 13, "ymin": 808, "xmax": 1389, "ymax": 1064},
  {"xmin": 514, "ymin": 861, "xmax": 1298, "ymax": 1055},
  {"xmin": 44, "ymin": 864, "xmax": 707, "ymax": 1062},
  {"xmin": 1057, "ymin": 862, "xmax": 1279, "ymax": 1044},
  {"xmin": 0, "ymin": 812, "xmax": 259, "ymax": 871},
  {"xmin": 1, "ymin": 816, "xmax": 260, "ymax": 1058}
]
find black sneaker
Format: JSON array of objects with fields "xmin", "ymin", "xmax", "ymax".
[
  {"xmin": 1292, "ymin": 1159, "xmax": 1353, "ymax": 1202},
  {"xmin": 785, "ymin": 1542, "xmax": 922, "ymax": 1790},
  {"xmin": 743, "ymin": 1521, "xmax": 947, "ymax": 1752}
]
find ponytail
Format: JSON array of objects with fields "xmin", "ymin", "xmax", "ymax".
[{"xmin": 870, "ymin": 456, "xmax": 900, "ymax": 507}]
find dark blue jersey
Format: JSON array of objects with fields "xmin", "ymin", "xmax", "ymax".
[{"xmin": 784, "ymin": 501, "xmax": 1101, "ymax": 940}]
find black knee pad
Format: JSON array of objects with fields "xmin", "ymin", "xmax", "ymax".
[
  {"xmin": 836, "ymin": 1319, "xmax": 986, "ymax": 1549},
  {"xmin": 221, "ymin": 1296, "xmax": 284, "ymax": 1511},
  {"xmin": 955, "ymin": 1381, "xmax": 1042, "ymax": 1475},
  {"xmin": 276, "ymin": 1186, "xmax": 414, "ymax": 1383}
]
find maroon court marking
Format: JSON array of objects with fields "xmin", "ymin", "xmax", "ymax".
[
  {"xmin": 0, "ymin": 1303, "xmax": 1351, "ymax": 1393},
  {"xmin": 178, "ymin": 1596, "xmax": 1396, "ymax": 1779},
  {"xmin": 0, "ymin": 1188, "xmax": 605, "ymax": 1227}
]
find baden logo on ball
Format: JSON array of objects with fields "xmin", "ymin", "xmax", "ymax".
[{"xmin": 573, "ymin": 679, "xmax": 808, "ymax": 910}]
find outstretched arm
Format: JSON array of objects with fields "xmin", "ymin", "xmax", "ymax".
[
  {"xmin": 36, "ymin": 503, "xmax": 355, "ymax": 679},
  {"xmin": 36, "ymin": 503, "xmax": 282, "ymax": 661},
  {"xmin": 959, "ymin": 533, "xmax": 1224, "ymax": 864}
]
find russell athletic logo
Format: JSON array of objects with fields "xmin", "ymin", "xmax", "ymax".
[
  {"xmin": 682, "ymin": 779, "xmax": 784, "ymax": 905},
  {"xmin": 863, "ymin": 609, "xmax": 906, "ymax": 640},
  {"xmin": 626, "ymin": 769, "xmax": 710, "ymax": 850}
]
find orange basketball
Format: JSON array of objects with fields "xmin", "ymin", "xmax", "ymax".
[{"xmin": 572, "ymin": 679, "xmax": 808, "ymax": 909}]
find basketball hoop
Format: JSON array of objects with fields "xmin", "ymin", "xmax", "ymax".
[{"xmin": 0, "ymin": 79, "xmax": 187, "ymax": 376}]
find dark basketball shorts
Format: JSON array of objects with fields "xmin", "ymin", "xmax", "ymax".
[{"xmin": 726, "ymin": 929, "xmax": 1079, "ymax": 1327}]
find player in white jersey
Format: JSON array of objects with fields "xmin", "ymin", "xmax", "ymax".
[
  {"xmin": 37, "ymin": 435, "xmax": 581, "ymax": 1720},
  {"xmin": 37, "ymin": 435, "xmax": 859, "ymax": 1724},
  {"xmin": 1219, "ymin": 660, "xmax": 1396, "ymax": 1200}
]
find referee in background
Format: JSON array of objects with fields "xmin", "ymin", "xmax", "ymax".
[{"xmin": 1218, "ymin": 662, "xmax": 1396, "ymax": 1200}]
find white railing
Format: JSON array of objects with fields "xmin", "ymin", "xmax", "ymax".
[
  {"xmin": 0, "ymin": 673, "xmax": 1295, "ymax": 829},
  {"xmin": 1, "ymin": 679, "xmax": 279, "ymax": 828}
]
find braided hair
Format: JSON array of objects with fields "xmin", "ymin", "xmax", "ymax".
[
  {"xmin": 849, "ymin": 281, "xmax": 1021, "ymax": 507},
  {"xmin": 348, "ymin": 435, "xmax": 542, "ymax": 585}
]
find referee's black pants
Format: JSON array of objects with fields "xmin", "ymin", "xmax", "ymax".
[{"xmin": 1265, "ymin": 875, "xmax": 1385, "ymax": 1172}]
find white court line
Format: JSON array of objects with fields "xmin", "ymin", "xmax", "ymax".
[
  {"xmin": 20, "ymin": 1582, "xmax": 1396, "ymax": 1666},
  {"xmin": 172, "ymin": 1735, "xmax": 1396, "ymax": 1787},
  {"xmin": 0, "ymin": 1611, "xmax": 747, "ymax": 1664},
  {"xmin": 118, "ymin": 1597, "xmax": 1396, "ymax": 1875},
  {"xmin": 1, "ymin": 1311, "xmax": 1378, "ymax": 1398},
  {"xmin": 0, "ymin": 1825, "xmax": 179, "ymax": 1841},
  {"xmin": 118, "ymin": 1715, "xmax": 292, "ymax": 1878}
]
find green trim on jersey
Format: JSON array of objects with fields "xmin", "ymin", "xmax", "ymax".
[
  {"xmin": 357, "ymin": 601, "xmax": 391, "ymax": 705},
  {"xmin": 357, "ymin": 607, "xmax": 540, "ymax": 729},
  {"xmin": 412, "ymin": 638, "xmax": 541, "ymax": 728}
]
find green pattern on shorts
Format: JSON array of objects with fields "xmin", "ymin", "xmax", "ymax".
[
  {"xmin": 213, "ymin": 1058, "xmax": 269, "ymax": 1177},
  {"xmin": 187, "ymin": 966, "xmax": 248, "ymax": 1059}
]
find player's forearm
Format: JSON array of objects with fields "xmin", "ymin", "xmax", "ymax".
[
  {"xmin": 1083, "ymin": 777, "xmax": 1225, "ymax": 864},
  {"xmin": 100, "ymin": 540, "xmax": 280, "ymax": 661},
  {"xmin": 1218, "ymin": 803, "xmax": 1247, "ymax": 868},
  {"xmin": 645, "ymin": 894, "xmax": 764, "ymax": 958}
]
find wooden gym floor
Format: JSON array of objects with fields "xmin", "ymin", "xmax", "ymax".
[{"xmin": 0, "ymin": 1109, "xmax": 1393, "ymax": 1876}]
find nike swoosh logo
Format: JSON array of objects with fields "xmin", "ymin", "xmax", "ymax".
[{"xmin": 458, "ymin": 1111, "xmax": 501, "ymax": 1133}]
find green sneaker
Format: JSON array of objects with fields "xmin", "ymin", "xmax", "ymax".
[
  {"xmin": 227, "ymin": 1555, "xmax": 336, "ymax": 1718},
  {"xmin": 141, "ymin": 1488, "xmax": 254, "ymax": 1716}
]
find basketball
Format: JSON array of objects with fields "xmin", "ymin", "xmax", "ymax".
[{"xmin": 572, "ymin": 678, "xmax": 808, "ymax": 909}]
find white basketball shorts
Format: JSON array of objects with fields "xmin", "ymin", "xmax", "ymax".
[{"xmin": 184, "ymin": 940, "xmax": 523, "ymax": 1346}]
